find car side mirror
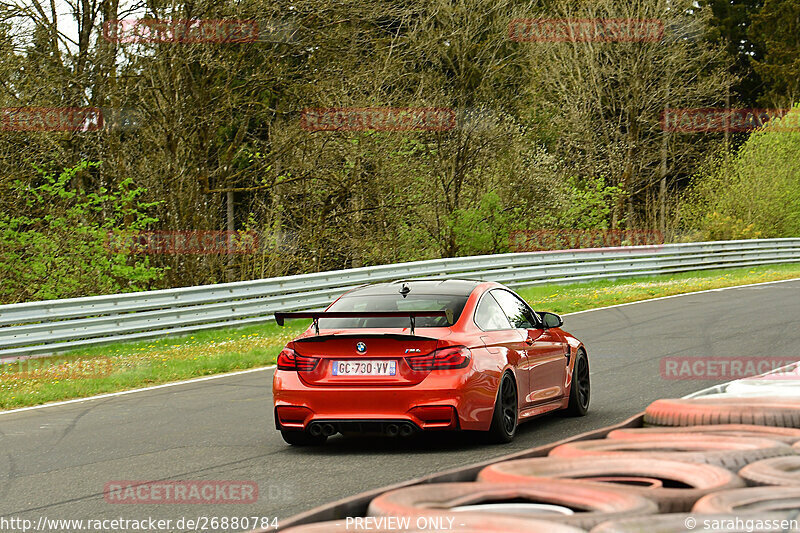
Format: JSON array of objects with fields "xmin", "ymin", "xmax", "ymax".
[{"xmin": 540, "ymin": 312, "xmax": 563, "ymax": 329}]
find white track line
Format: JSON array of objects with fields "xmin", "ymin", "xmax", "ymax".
[
  {"xmin": 0, "ymin": 365, "xmax": 275, "ymax": 416},
  {"xmin": 562, "ymin": 276, "xmax": 800, "ymax": 316},
  {"xmin": 3, "ymin": 276, "xmax": 799, "ymax": 416}
]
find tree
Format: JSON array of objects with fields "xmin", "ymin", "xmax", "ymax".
[
  {"xmin": 517, "ymin": 0, "xmax": 734, "ymax": 230},
  {"xmin": 749, "ymin": 0, "xmax": 800, "ymax": 107},
  {"xmin": 700, "ymin": 0, "xmax": 765, "ymax": 106}
]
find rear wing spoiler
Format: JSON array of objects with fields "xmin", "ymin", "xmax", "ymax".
[{"xmin": 274, "ymin": 310, "xmax": 454, "ymax": 335}]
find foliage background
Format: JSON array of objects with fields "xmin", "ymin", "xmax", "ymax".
[{"xmin": 0, "ymin": 0, "xmax": 798, "ymax": 302}]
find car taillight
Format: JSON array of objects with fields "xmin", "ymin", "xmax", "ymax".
[
  {"xmin": 406, "ymin": 345, "xmax": 471, "ymax": 371},
  {"xmin": 276, "ymin": 348, "xmax": 319, "ymax": 371}
]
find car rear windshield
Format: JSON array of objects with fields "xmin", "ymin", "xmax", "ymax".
[{"xmin": 319, "ymin": 293, "xmax": 469, "ymax": 329}]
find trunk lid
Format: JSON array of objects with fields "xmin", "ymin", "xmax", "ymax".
[{"xmin": 292, "ymin": 331, "xmax": 444, "ymax": 386}]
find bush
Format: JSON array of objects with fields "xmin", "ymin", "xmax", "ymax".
[
  {"xmin": 679, "ymin": 104, "xmax": 800, "ymax": 239},
  {"xmin": 0, "ymin": 161, "xmax": 165, "ymax": 303}
]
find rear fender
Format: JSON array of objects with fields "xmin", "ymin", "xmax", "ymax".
[
  {"xmin": 458, "ymin": 348, "xmax": 518, "ymax": 431},
  {"xmin": 565, "ymin": 343, "xmax": 586, "ymax": 391}
]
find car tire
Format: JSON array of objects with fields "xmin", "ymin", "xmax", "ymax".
[
  {"xmin": 477, "ymin": 456, "xmax": 743, "ymax": 512},
  {"xmin": 564, "ymin": 348, "xmax": 590, "ymax": 417},
  {"xmin": 610, "ymin": 424, "xmax": 800, "ymax": 444},
  {"xmin": 366, "ymin": 480, "xmax": 657, "ymax": 530},
  {"xmin": 487, "ymin": 372, "xmax": 518, "ymax": 443},
  {"xmin": 549, "ymin": 434, "xmax": 793, "ymax": 471},
  {"xmin": 692, "ymin": 486, "xmax": 800, "ymax": 512},
  {"xmin": 281, "ymin": 430, "xmax": 327, "ymax": 446},
  {"xmin": 739, "ymin": 456, "xmax": 800, "ymax": 486},
  {"xmin": 644, "ymin": 397, "xmax": 800, "ymax": 427}
]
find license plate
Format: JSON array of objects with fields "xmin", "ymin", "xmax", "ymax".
[{"xmin": 332, "ymin": 360, "xmax": 396, "ymax": 376}]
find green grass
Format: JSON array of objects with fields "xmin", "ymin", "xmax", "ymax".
[
  {"xmin": 2, "ymin": 262, "xmax": 800, "ymax": 410},
  {"xmin": 0, "ymin": 319, "xmax": 308, "ymax": 410},
  {"xmin": 515, "ymin": 263, "xmax": 800, "ymax": 314}
]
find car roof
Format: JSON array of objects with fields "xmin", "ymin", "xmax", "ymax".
[{"xmin": 343, "ymin": 279, "xmax": 483, "ymax": 297}]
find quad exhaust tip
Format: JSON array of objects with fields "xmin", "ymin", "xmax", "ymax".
[
  {"xmin": 307, "ymin": 421, "xmax": 417, "ymax": 438},
  {"xmin": 308, "ymin": 423, "xmax": 339, "ymax": 437},
  {"xmin": 388, "ymin": 422, "xmax": 416, "ymax": 437}
]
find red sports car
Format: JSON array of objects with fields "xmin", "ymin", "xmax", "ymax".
[{"xmin": 273, "ymin": 279, "xmax": 589, "ymax": 445}]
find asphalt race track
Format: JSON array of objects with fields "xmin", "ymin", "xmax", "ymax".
[{"xmin": 2, "ymin": 279, "xmax": 799, "ymax": 528}]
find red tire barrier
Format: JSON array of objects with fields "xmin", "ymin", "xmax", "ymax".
[
  {"xmin": 366, "ymin": 480, "xmax": 658, "ymax": 530},
  {"xmin": 590, "ymin": 512, "xmax": 800, "ymax": 533},
  {"xmin": 549, "ymin": 435, "xmax": 793, "ymax": 471},
  {"xmin": 281, "ymin": 514, "xmax": 587, "ymax": 533},
  {"xmin": 588, "ymin": 476, "xmax": 663, "ymax": 488},
  {"xmin": 476, "ymin": 456, "xmax": 743, "ymax": 512},
  {"xmin": 739, "ymin": 456, "xmax": 800, "ymax": 487},
  {"xmin": 692, "ymin": 486, "xmax": 800, "ymax": 512},
  {"xmin": 645, "ymin": 397, "xmax": 800, "ymax": 427},
  {"xmin": 609, "ymin": 424, "xmax": 800, "ymax": 444}
]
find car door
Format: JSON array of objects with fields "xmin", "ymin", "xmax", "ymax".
[
  {"xmin": 472, "ymin": 291, "xmax": 527, "ymax": 398},
  {"xmin": 492, "ymin": 289, "xmax": 568, "ymax": 406},
  {"xmin": 483, "ymin": 289, "xmax": 536, "ymax": 409}
]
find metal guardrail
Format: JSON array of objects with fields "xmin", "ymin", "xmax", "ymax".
[{"xmin": 1, "ymin": 238, "xmax": 799, "ymax": 359}]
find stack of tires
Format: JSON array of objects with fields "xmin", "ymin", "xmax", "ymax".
[{"xmin": 282, "ymin": 394, "xmax": 800, "ymax": 533}]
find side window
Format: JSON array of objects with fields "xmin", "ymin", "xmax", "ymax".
[
  {"xmin": 492, "ymin": 290, "xmax": 538, "ymax": 329},
  {"xmin": 474, "ymin": 293, "xmax": 513, "ymax": 330}
]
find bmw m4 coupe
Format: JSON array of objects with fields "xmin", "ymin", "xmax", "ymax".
[{"xmin": 273, "ymin": 279, "xmax": 589, "ymax": 445}]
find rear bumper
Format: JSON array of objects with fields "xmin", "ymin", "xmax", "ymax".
[
  {"xmin": 280, "ymin": 419, "xmax": 451, "ymax": 438},
  {"xmin": 275, "ymin": 410, "xmax": 458, "ymax": 432},
  {"xmin": 273, "ymin": 369, "xmax": 491, "ymax": 431}
]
